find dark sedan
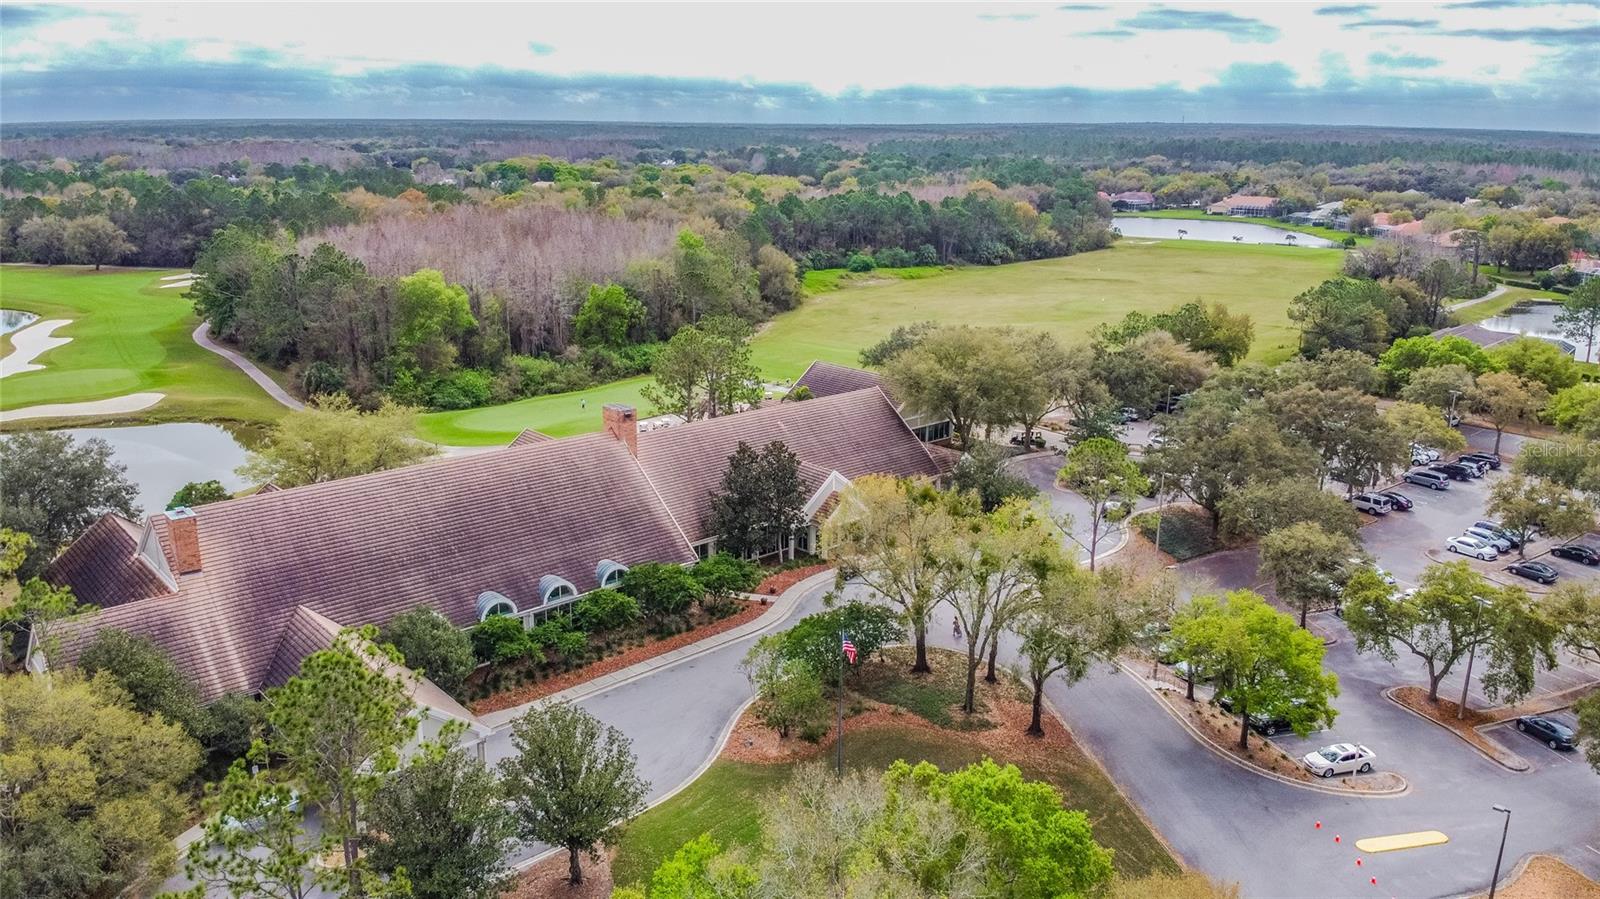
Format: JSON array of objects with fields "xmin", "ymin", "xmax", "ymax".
[
  {"xmin": 1515, "ymin": 715, "xmax": 1575, "ymax": 751},
  {"xmin": 1551, "ymin": 543, "xmax": 1600, "ymax": 565},
  {"xmin": 1506, "ymin": 560, "xmax": 1559, "ymax": 585},
  {"xmin": 1216, "ymin": 695, "xmax": 1298, "ymax": 736},
  {"xmin": 1429, "ymin": 463, "xmax": 1477, "ymax": 481},
  {"xmin": 1377, "ymin": 491, "xmax": 1414, "ymax": 511},
  {"xmin": 1459, "ymin": 452, "xmax": 1502, "ymax": 470}
]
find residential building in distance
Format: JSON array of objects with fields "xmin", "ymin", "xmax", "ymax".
[
  {"xmin": 1206, "ymin": 194, "xmax": 1281, "ymax": 216},
  {"xmin": 1107, "ymin": 190, "xmax": 1156, "ymax": 210}
]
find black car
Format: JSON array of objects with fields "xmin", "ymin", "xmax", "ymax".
[
  {"xmin": 1505, "ymin": 560, "xmax": 1559, "ymax": 585},
  {"xmin": 1377, "ymin": 491, "xmax": 1414, "ymax": 511},
  {"xmin": 1429, "ymin": 463, "xmax": 1476, "ymax": 481},
  {"xmin": 1515, "ymin": 715, "xmax": 1575, "ymax": 751},
  {"xmin": 1551, "ymin": 543, "xmax": 1600, "ymax": 565},
  {"xmin": 1215, "ymin": 695, "xmax": 1296, "ymax": 736},
  {"xmin": 1459, "ymin": 452, "xmax": 1502, "ymax": 470}
]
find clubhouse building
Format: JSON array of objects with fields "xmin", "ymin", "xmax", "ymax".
[{"xmin": 42, "ymin": 365, "xmax": 949, "ymax": 705}]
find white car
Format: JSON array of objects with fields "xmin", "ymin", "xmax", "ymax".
[
  {"xmin": 1301, "ymin": 743, "xmax": 1376, "ymax": 778},
  {"xmin": 1447, "ymin": 535, "xmax": 1499, "ymax": 561},
  {"xmin": 1463, "ymin": 526, "xmax": 1512, "ymax": 553},
  {"xmin": 1411, "ymin": 444, "xmax": 1441, "ymax": 463}
]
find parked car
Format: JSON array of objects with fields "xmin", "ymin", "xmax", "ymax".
[
  {"xmin": 1446, "ymin": 410, "xmax": 1462, "ymax": 427},
  {"xmin": 1463, "ymin": 526, "xmax": 1513, "ymax": 553},
  {"xmin": 1460, "ymin": 452, "xmax": 1502, "ymax": 470},
  {"xmin": 1471, "ymin": 520, "xmax": 1522, "ymax": 548},
  {"xmin": 1454, "ymin": 458, "xmax": 1489, "ymax": 477},
  {"xmin": 1351, "ymin": 493, "xmax": 1392, "ymax": 515},
  {"xmin": 1551, "ymin": 543, "xmax": 1600, "ymax": 565},
  {"xmin": 1119, "ymin": 407, "xmax": 1141, "ymax": 423},
  {"xmin": 1429, "ymin": 463, "xmax": 1477, "ymax": 481},
  {"xmin": 1410, "ymin": 444, "xmax": 1441, "ymax": 463},
  {"xmin": 1514, "ymin": 715, "xmax": 1576, "ymax": 751},
  {"xmin": 1447, "ymin": 535, "xmax": 1499, "ymax": 560},
  {"xmin": 1505, "ymin": 560, "xmax": 1559, "ymax": 585},
  {"xmin": 1377, "ymin": 490, "xmax": 1414, "ymax": 511},
  {"xmin": 1404, "ymin": 470, "xmax": 1451, "ymax": 490},
  {"xmin": 1215, "ymin": 695, "xmax": 1300, "ymax": 737},
  {"xmin": 1301, "ymin": 743, "xmax": 1377, "ymax": 778},
  {"xmin": 1009, "ymin": 432, "xmax": 1046, "ymax": 448}
]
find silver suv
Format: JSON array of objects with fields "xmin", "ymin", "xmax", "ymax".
[
  {"xmin": 1351, "ymin": 493, "xmax": 1392, "ymax": 515},
  {"xmin": 1403, "ymin": 469, "xmax": 1450, "ymax": 490}
]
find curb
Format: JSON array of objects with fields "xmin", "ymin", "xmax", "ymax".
[
  {"xmin": 479, "ymin": 568, "xmax": 834, "ymax": 729},
  {"xmin": 1380, "ymin": 686, "xmax": 1531, "ymax": 772},
  {"xmin": 1118, "ymin": 660, "xmax": 1410, "ymax": 798}
]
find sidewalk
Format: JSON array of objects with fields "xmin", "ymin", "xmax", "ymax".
[{"xmin": 477, "ymin": 567, "xmax": 835, "ymax": 729}]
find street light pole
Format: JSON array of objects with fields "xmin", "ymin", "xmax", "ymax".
[{"xmin": 1488, "ymin": 805, "xmax": 1512, "ymax": 899}]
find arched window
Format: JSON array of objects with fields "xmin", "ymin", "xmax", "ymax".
[
  {"xmin": 476, "ymin": 590, "xmax": 518, "ymax": 621},
  {"xmin": 539, "ymin": 575, "xmax": 578, "ymax": 605},
  {"xmin": 595, "ymin": 559, "xmax": 628, "ymax": 589}
]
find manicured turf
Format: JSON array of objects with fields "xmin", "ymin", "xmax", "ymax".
[
  {"xmin": 609, "ymin": 723, "xmax": 1179, "ymax": 889},
  {"xmin": 419, "ymin": 239, "xmax": 1345, "ymax": 445},
  {"xmin": 0, "ymin": 265, "xmax": 288, "ymax": 428},
  {"xmin": 1119, "ymin": 208, "xmax": 1371, "ymax": 246},
  {"xmin": 1451, "ymin": 286, "xmax": 1565, "ymax": 325}
]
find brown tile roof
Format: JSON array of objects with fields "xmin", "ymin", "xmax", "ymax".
[
  {"xmin": 793, "ymin": 361, "xmax": 885, "ymax": 399},
  {"xmin": 51, "ymin": 378, "xmax": 940, "ymax": 701},
  {"xmin": 43, "ymin": 515, "xmax": 171, "ymax": 610},
  {"xmin": 510, "ymin": 428, "xmax": 554, "ymax": 447},
  {"xmin": 637, "ymin": 388, "xmax": 939, "ymax": 542}
]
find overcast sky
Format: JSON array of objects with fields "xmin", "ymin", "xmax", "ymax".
[{"xmin": 2, "ymin": 1, "xmax": 1597, "ymax": 131}]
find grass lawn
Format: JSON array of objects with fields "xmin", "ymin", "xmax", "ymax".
[
  {"xmin": 419, "ymin": 239, "xmax": 1344, "ymax": 445},
  {"xmin": 0, "ymin": 265, "xmax": 288, "ymax": 428},
  {"xmin": 1451, "ymin": 286, "xmax": 1566, "ymax": 325},
  {"xmin": 1120, "ymin": 208, "xmax": 1370, "ymax": 246},
  {"xmin": 609, "ymin": 648, "xmax": 1178, "ymax": 889}
]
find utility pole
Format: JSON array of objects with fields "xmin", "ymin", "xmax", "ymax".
[{"xmin": 1488, "ymin": 806, "xmax": 1512, "ymax": 899}]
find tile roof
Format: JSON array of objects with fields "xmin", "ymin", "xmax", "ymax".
[
  {"xmin": 510, "ymin": 428, "xmax": 554, "ymax": 447},
  {"xmin": 52, "ymin": 377, "xmax": 940, "ymax": 700},
  {"xmin": 1431, "ymin": 324, "xmax": 1572, "ymax": 353},
  {"xmin": 793, "ymin": 360, "xmax": 886, "ymax": 399},
  {"xmin": 43, "ymin": 515, "xmax": 171, "ymax": 610},
  {"xmin": 637, "ymin": 387, "xmax": 940, "ymax": 543}
]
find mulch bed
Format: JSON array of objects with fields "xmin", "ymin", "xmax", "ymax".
[
  {"xmin": 753, "ymin": 563, "xmax": 832, "ymax": 596},
  {"xmin": 501, "ymin": 847, "xmax": 615, "ymax": 899},
  {"xmin": 470, "ymin": 600, "xmax": 766, "ymax": 715},
  {"xmin": 1472, "ymin": 855, "xmax": 1600, "ymax": 899}
]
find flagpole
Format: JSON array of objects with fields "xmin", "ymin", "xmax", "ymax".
[{"xmin": 836, "ymin": 629, "xmax": 846, "ymax": 774}]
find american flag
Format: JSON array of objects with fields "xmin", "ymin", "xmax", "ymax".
[{"xmin": 841, "ymin": 633, "xmax": 857, "ymax": 665}]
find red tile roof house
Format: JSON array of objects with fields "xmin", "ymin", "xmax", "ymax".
[{"xmin": 38, "ymin": 378, "xmax": 943, "ymax": 729}]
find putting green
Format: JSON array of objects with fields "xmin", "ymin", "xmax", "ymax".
[{"xmin": 0, "ymin": 265, "xmax": 288, "ymax": 428}]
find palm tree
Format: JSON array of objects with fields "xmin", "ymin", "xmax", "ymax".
[
  {"xmin": 1176, "ymin": 228, "xmax": 1187, "ymax": 240},
  {"xmin": 1285, "ymin": 233, "xmax": 1298, "ymax": 246}
]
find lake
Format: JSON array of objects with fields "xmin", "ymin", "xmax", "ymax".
[
  {"xmin": 1, "ymin": 309, "xmax": 39, "ymax": 335},
  {"xmin": 1112, "ymin": 216, "xmax": 1337, "ymax": 248},
  {"xmin": 1480, "ymin": 301, "xmax": 1594, "ymax": 363},
  {"xmin": 57, "ymin": 423, "xmax": 257, "ymax": 515}
]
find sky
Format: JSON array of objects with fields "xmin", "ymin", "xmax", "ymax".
[{"xmin": 2, "ymin": 1, "xmax": 1598, "ymax": 131}]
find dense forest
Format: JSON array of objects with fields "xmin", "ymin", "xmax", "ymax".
[{"xmin": 2, "ymin": 120, "xmax": 1597, "ymax": 413}]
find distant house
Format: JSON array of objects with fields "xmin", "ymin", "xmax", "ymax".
[
  {"xmin": 1379, "ymin": 220, "xmax": 1464, "ymax": 249},
  {"xmin": 1288, "ymin": 201, "xmax": 1348, "ymax": 229},
  {"xmin": 1108, "ymin": 191, "xmax": 1156, "ymax": 211},
  {"xmin": 1206, "ymin": 195, "xmax": 1280, "ymax": 217}
]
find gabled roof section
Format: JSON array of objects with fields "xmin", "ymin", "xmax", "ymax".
[
  {"xmin": 43, "ymin": 514, "xmax": 172, "ymax": 610},
  {"xmin": 510, "ymin": 428, "xmax": 555, "ymax": 447},
  {"xmin": 793, "ymin": 361, "xmax": 885, "ymax": 399},
  {"xmin": 637, "ymin": 387, "xmax": 940, "ymax": 542},
  {"xmin": 262, "ymin": 605, "xmax": 343, "ymax": 689}
]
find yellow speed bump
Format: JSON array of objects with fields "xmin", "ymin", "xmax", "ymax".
[{"xmin": 1355, "ymin": 831, "xmax": 1449, "ymax": 853}]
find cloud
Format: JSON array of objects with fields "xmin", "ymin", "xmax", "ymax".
[
  {"xmin": 3, "ymin": 57, "xmax": 1592, "ymax": 132},
  {"xmin": 1119, "ymin": 9, "xmax": 1279, "ymax": 42},
  {"xmin": 1369, "ymin": 52, "xmax": 1442, "ymax": 68},
  {"xmin": 1342, "ymin": 18, "xmax": 1440, "ymax": 30},
  {"xmin": 1054, "ymin": 3, "xmax": 1106, "ymax": 10},
  {"xmin": 978, "ymin": 12, "xmax": 1038, "ymax": 22},
  {"xmin": 1081, "ymin": 29, "xmax": 1134, "ymax": 39},
  {"xmin": 1443, "ymin": 24, "xmax": 1600, "ymax": 47},
  {"xmin": 1313, "ymin": 4, "xmax": 1377, "ymax": 15},
  {"xmin": 528, "ymin": 42, "xmax": 555, "ymax": 56},
  {"xmin": 0, "ymin": 3, "xmax": 73, "ymax": 29}
]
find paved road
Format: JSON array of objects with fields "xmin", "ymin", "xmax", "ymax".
[{"xmin": 192, "ymin": 322, "xmax": 306, "ymax": 410}]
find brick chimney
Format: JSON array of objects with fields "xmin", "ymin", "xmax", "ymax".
[
  {"xmin": 167, "ymin": 507, "xmax": 203, "ymax": 574},
  {"xmin": 602, "ymin": 404, "xmax": 638, "ymax": 456}
]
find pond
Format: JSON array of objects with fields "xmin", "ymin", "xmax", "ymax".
[
  {"xmin": 1112, "ymin": 216, "xmax": 1337, "ymax": 248},
  {"xmin": 1480, "ymin": 301, "xmax": 1594, "ymax": 363},
  {"xmin": 1, "ymin": 309, "xmax": 39, "ymax": 336},
  {"xmin": 56, "ymin": 423, "xmax": 259, "ymax": 515}
]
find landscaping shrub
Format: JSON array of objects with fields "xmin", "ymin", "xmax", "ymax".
[
  {"xmin": 875, "ymin": 246, "xmax": 914, "ymax": 268},
  {"xmin": 619, "ymin": 562, "xmax": 704, "ymax": 617},
  {"xmin": 471, "ymin": 614, "xmax": 532, "ymax": 664},
  {"xmin": 692, "ymin": 552, "xmax": 761, "ymax": 599},
  {"xmin": 845, "ymin": 252, "xmax": 877, "ymax": 272},
  {"xmin": 572, "ymin": 588, "xmax": 642, "ymax": 633},
  {"xmin": 700, "ymin": 594, "xmax": 743, "ymax": 620},
  {"xmin": 380, "ymin": 607, "xmax": 476, "ymax": 695},
  {"xmin": 527, "ymin": 620, "xmax": 588, "ymax": 658},
  {"xmin": 779, "ymin": 602, "xmax": 904, "ymax": 681}
]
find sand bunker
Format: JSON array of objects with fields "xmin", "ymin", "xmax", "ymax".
[
  {"xmin": 0, "ymin": 392, "xmax": 165, "ymax": 423},
  {"xmin": 0, "ymin": 318, "xmax": 72, "ymax": 378}
]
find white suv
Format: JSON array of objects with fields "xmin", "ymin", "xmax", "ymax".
[
  {"xmin": 1351, "ymin": 493, "xmax": 1392, "ymax": 515},
  {"xmin": 1463, "ymin": 526, "xmax": 1512, "ymax": 553}
]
